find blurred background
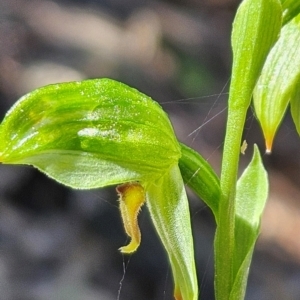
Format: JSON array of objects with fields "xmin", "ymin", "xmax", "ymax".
[{"xmin": 1, "ymin": 0, "xmax": 300, "ymax": 299}]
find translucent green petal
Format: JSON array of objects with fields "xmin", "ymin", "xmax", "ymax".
[
  {"xmin": 0, "ymin": 78, "xmax": 181, "ymax": 188},
  {"xmin": 146, "ymin": 165, "xmax": 198, "ymax": 300}
]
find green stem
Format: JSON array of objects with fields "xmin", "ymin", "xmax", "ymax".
[
  {"xmin": 215, "ymin": 98, "xmax": 249, "ymax": 299},
  {"xmin": 213, "ymin": 1, "xmax": 282, "ymax": 297}
]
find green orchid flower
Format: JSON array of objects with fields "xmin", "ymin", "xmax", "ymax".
[{"xmin": 0, "ymin": 78, "xmax": 200, "ymax": 300}]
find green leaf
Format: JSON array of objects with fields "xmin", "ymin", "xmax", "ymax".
[
  {"xmin": 282, "ymin": 0, "xmax": 300, "ymax": 25},
  {"xmin": 290, "ymin": 80, "xmax": 300, "ymax": 135},
  {"xmin": 178, "ymin": 143, "xmax": 220, "ymax": 218},
  {"xmin": 253, "ymin": 14, "xmax": 300, "ymax": 152},
  {"xmin": 229, "ymin": 244, "xmax": 256, "ymax": 300},
  {"xmin": 231, "ymin": 145, "xmax": 268, "ymax": 300},
  {"xmin": 236, "ymin": 146, "xmax": 268, "ymax": 227},
  {"xmin": 0, "ymin": 78, "xmax": 181, "ymax": 188},
  {"xmin": 146, "ymin": 165, "xmax": 198, "ymax": 300}
]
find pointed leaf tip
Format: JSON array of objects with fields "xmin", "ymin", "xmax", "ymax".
[
  {"xmin": 265, "ymin": 137, "xmax": 273, "ymax": 154},
  {"xmin": 265, "ymin": 149, "xmax": 272, "ymax": 155},
  {"xmin": 232, "ymin": 145, "xmax": 268, "ymax": 299}
]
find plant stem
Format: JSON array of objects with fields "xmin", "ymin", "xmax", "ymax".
[
  {"xmin": 215, "ymin": 96, "xmax": 248, "ymax": 299},
  {"xmin": 214, "ymin": 1, "xmax": 282, "ymax": 296}
]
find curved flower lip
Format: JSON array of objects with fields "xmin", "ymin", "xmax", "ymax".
[{"xmin": 117, "ymin": 182, "xmax": 146, "ymax": 253}]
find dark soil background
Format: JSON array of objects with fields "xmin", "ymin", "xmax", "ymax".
[{"xmin": 1, "ymin": 0, "xmax": 300, "ymax": 299}]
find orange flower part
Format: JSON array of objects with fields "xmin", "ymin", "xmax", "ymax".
[
  {"xmin": 174, "ymin": 288, "xmax": 183, "ymax": 300},
  {"xmin": 117, "ymin": 182, "xmax": 146, "ymax": 253}
]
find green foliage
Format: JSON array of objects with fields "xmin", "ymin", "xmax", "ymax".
[
  {"xmin": 231, "ymin": 145, "xmax": 268, "ymax": 300},
  {"xmin": 215, "ymin": 0, "xmax": 281, "ymax": 298}
]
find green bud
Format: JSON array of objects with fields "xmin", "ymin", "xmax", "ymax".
[{"xmin": 253, "ymin": 14, "xmax": 300, "ymax": 152}]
